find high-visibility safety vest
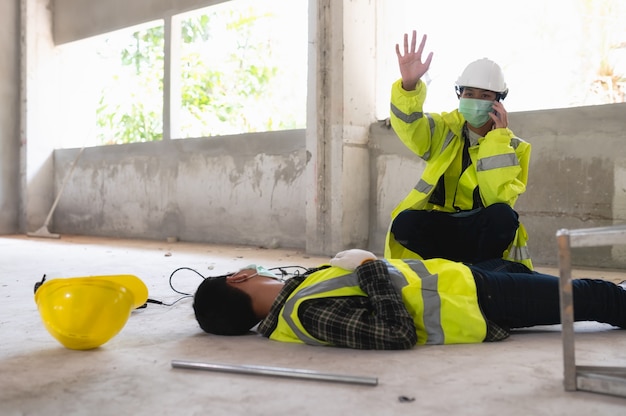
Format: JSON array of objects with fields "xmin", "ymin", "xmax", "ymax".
[
  {"xmin": 269, "ymin": 259, "xmax": 487, "ymax": 346},
  {"xmin": 385, "ymin": 79, "xmax": 533, "ymax": 269}
]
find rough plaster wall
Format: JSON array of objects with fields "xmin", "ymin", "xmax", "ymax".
[
  {"xmin": 53, "ymin": 131, "xmax": 307, "ymax": 249},
  {"xmin": 511, "ymin": 104, "xmax": 626, "ymax": 267}
]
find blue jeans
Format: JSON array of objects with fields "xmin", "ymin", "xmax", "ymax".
[{"xmin": 469, "ymin": 259, "xmax": 626, "ymax": 330}]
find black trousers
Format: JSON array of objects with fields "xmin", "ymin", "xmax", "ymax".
[
  {"xmin": 469, "ymin": 259, "xmax": 626, "ymax": 330},
  {"xmin": 390, "ymin": 203, "xmax": 519, "ymax": 264}
]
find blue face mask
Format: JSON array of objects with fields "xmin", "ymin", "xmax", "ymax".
[
  {"xmin": 458, "ymin": 98, "xmax": 493, "ymax": 127},
  {"xmin": 240, "ymin": 264, "xmax": 279, "ymax": 279}
]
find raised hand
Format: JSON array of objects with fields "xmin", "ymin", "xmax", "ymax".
[{"xmin": 395, "ymin": 30, "xmax": 433, "ymax": 91}]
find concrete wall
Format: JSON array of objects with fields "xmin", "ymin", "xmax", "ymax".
[
  {"xmin": 511, "ymin": 104, "xmax": 626, "ymax": 267},
  {"xmin": 54, "ymin": 131, "xmax": 307, "ymax": 249},
  {"xmin": 53, "ymin": 103, "xmax": 626, "ymax": 267}
]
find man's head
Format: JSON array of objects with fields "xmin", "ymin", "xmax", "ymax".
[
  {"xmin": 193, "ymin": 274, "xmax": 260, "ymax": 335},
  {"xmin": 455, "ymin": 58, "xmax": 508, "ymax": 129}
]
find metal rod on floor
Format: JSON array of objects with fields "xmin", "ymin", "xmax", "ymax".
[{"xmin": 171, "ymin": 359, "xmax": 378, "ymax": 386}]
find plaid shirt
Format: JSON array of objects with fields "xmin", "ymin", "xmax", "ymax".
[
  {"xmin": 258, "ymin": 260, "xmax": 416, "ymax": 349},
  {"xmin": 257, "ymin": 260, "xmax": 508, "ymax": 349}
]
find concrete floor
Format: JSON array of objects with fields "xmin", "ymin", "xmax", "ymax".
[{"xmin": 1, "ymin": 234, "xmax": 626, "ymax": 415}]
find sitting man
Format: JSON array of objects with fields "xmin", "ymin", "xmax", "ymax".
[
  {"xmin": 386, "ymin": 30, "xmax": 532, "ymax": 268},
  {"xmin": 193, "ymin": 249, "xmax": 626, "ymax": 350}
]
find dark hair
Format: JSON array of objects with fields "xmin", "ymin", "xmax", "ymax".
[{"xmin": 193, "ymin": 277, "xmax": 260, "ymax": 335}]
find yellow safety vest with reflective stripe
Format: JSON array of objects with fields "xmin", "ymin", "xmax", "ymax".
[
  {"xmin": 269, "ymin": 259, "xmax": 487, "ymax": 346},
  {"xmin": 385, "ymin": 79, "xmax": 532, "ymax": 269}
]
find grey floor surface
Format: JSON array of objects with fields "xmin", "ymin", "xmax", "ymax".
[{"xmin": 1, "ymin": 234, "xmax": 626, "ymax": 415}]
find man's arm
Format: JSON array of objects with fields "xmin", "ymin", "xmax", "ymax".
[
  {"xmin": 298, "ymin": 260, "xmax": 417, "ymax": 350},
  {"xmin": 390, "ymin": 30, "xmax": 441, "ymax": 160},
  {"xmin": 476, "ymin": 130, "xmax": 531, "ymax": 206}
]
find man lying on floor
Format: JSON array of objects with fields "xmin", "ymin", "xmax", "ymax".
[{"xmin": 193, "ymin": 249, "xmax": 626, "ymax": 350}]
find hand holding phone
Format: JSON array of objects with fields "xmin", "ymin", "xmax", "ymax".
[{"xmin": 490, "ymin": 101, "xmax": 507, "ymax": 129}]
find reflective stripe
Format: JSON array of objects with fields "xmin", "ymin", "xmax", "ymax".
[
  {"xmin": 425, "ymin": 113, "xmax": 435, "ymax": 136},
  {"xmin": 390, "ymin": 259, "xmax": 444, "ymax": 344},
  {"xmin": 418, "ymin": 114, "xmax": 436, "ymax": 160},
  {"xmin": 421, "ymin": 273, "xmax": 444, "ymax": 344},
  {"xmin": 414, "ymin": 178, "xmax": 433, "ymax": 194},
  {"xmin": 281, "ymin": 273, "xmax": 360, "ymax": 346},
  {"xmin": 391, "ymin": 102, "xmax": 423, "ymax": 123},
  {"xmin": 505, "ymin": 243, "xmax": 531, "ymax": 261},
  {"xmin": 476, "ymin": 153, "xmax": 519, "ymax": 172},
  {"xmin": 426, "ymin": 113, "xmax": 435, "ymax": 131},
  {"xmin": 441, "ymin": 130, "xmax": 455, "ymax": 153},
  {"xmin": 403, "ymin": 259, "xmax": 430, "ymax": 278}
]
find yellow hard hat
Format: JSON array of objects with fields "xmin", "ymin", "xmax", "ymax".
[{"xmin": 34, "ymin": 274, "xmax": 148, "ymax": 350}]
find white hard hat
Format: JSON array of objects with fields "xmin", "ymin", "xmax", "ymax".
[{"xmin": 455, "ymin": 58, "xmax": 508, "ymax": 99}]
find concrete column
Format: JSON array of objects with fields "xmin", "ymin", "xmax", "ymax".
[
  {"xmin": 163, "ymin": 14, "xmax": 182, "ymax": 141},
  {"xmin": 21, "ymin": 0, "xmax": 60, "ymax": 233},
  {"xmin": 305, "ymin": 0, "xmax": 377, "ymax": 256},
  {"xmin": 0, "ymin": 0, "xmax": 20, "ymax": 233}
]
